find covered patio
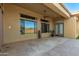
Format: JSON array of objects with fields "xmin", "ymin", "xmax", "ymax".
[
  {"xmin": 1, "ymin": 37, "xmax": 79, "ymax": 56},
  {"xmin": 0, "ymin": 3, "xmax": 79, "ymax": 56}
]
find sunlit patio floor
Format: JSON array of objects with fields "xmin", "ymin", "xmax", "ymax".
[{"xmin": 1, "ymin": 37, "xmax": 79, "ymax": 56}]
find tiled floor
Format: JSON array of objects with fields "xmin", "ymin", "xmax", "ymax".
[{"xmin": 1, "ymin": 37, "xmax": 79, "ymax": 56}]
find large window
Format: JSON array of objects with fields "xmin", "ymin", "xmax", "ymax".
[
  {"xmin": 20, "ymin": 19, "xmax": 37, "ymax": 34},
  {"xmin": 41, "ymin": 19, "xmax": 49, "ymax": 33}
]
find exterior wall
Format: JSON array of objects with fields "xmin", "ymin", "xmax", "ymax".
[
  {"xmin": 3, "ymin": 3, "xmax": 78, "ymax": 44},
  {"xmin": 76, "ymin": 17, "xmax": 79, "ymax": 37},
  {"xmin": 41, "ymin": 18, "xmax": 54, "ymax": 38},
  {"xmin": 64, "ymin": 16, "xmax": 77, "ymax": 38},
  {"xmin": 3, "ymin": 4, "xmax": 54, "ymax": 44}
]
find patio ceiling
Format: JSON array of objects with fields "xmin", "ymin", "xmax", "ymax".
[{"xmin": 15, "ymin": 3, "xmax": 64, "ymax": 19}]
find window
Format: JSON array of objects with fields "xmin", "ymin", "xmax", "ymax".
[
  {"xmin": 20, "ymin": 19, "xmax": 37, "ymax": 34},
  {"xmin": 41, "ymin": 19, "xmax": 49, "ymax": 33},
  {"xmin": 20, "ymin": 19, "xmax": 25, "ymax": 34}
]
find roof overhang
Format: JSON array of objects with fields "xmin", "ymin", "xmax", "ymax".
[
  {"xmin": 4, "ymin": 3, "xmax": 71, "ymax": 19},
  {"xmin": 43, "ymin": 3, "xmax": 71, "ymax": 19},
  {"xmin": 72, "ymin": 12, "xmax": 79, "ymax": 19},
  {"xmin": 71, "ymin": 12, "xmax": 79, "ymax": 21}
]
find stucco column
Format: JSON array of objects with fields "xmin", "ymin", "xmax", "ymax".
[
  {"xmin": 0, "ymin": 7, "xmax": 3, "ymax": 51},
  {"xmin": 36, "ymin": 17, "xmax": 41, "ymax": 32},
  {"xmin": 49, "ymin": 18, "xmax": 54, "ymax": 32},
  {"xmin": 36, "ymin": 17, "xmax": 41, "ymax": 39}
]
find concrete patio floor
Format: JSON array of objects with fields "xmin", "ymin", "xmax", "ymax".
[{"xmin": 1, "ymin": 37, "xmax": 79, "ymax": 56}]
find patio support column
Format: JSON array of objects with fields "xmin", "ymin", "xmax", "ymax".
[
  {"xmin": 37, "ymin": 17, "xmax": 41, "ymax": 38},
  {"xmin": 0, "ymin": 4, "xmax": 3, "ymax": 51}
]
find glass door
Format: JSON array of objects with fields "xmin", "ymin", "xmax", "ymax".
[
  {"xmin": 55, "ymin": 23, "xmax": 64, "ymax": 36},
  {"xmin": 59, "ymin": 23, "xmax": 64, "ymax": 36},
  {"xmin": 55, "ymin": 24, "xmax": 59, "ymax": 35}
]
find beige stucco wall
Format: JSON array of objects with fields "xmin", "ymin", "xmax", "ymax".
[
  {"xmin": 3, "ymin": 4, "xmax": 54, "ymax": 44},
  {"xmin": 2, "ymin": 3, "xmax": 79, "ymax": 44},
  {"xmin": 41, "ymin": 18, "xmax": 54, "ymax": 38},
  {"xmin": 64, "ymin": 16, "xmax": 77, "ymax": 38},
  {"xmin": 76, "ymin": 17, "xmax": 79, "ymax": 37}
]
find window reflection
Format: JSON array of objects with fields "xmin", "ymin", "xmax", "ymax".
[
  {"xmin": 20, "ymin": 19, "xmax": 37, "ymax": 34},
  {"xmin": 25, "ymin": 21, "xmax": 35, "ymax": 33}
]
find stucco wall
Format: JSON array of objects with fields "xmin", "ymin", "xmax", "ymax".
[
  {"xmin": 41, "ymin": 18, "xmax": 54, "ymax": 38},
  {"xmin": 3, "ymin": 4, "xmax": 54, "ymax": 44},
  {"xmin": 76, "ymin": 17, "xmax": 79, "ymax": 37},
  {"xmin": 64, "ymin": 16, "xmax": 77, "ymax": 38}
]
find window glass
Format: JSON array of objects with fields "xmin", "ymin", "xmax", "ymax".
[
  {"xmin": 20, "ymin": 19, "xmax": 37, "ymax": 34},
  {"xmin": 20, "ymin": 19, "xmax": 25, "ymax": 34},
  {"xmin": 25, "ymin": 20, "xmax": 35, "ymax": 34},
  {"xmin": 41, "ymin": 22, "xmax": 49, "ymax": 33}
]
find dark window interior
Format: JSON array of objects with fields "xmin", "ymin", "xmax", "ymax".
[
  {"xmin": 41, "ymin": 19, "xmax": 49, "ymax": 22},
  {"xmin": 20, "ymin": 14, "xmax": 35, "ymax": 19},
  {"xmin": 41, "ymin": 19, "xmax": 49, "ymax": 33}
]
